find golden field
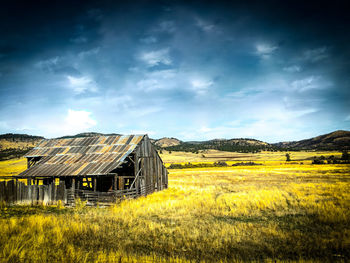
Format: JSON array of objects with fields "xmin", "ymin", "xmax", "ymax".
[{"xmin": 0, "ymin": 151, "xmax": 349, "ymax": 262}]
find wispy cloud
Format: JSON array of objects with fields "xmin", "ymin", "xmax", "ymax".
[
  {"xmin": 283, "ymin": 65, "xmax": 301, "ymax": 73},
  {"xmin": 255, "ymin": 43, "xmax": 278, "ymax": 58},
  {"xmin": 195, "ymin": 18, "xmax": 216, "ymax": 32},
  {"xmin": 137, "ymin": 69, "xmax": 177, "ymax": 92},
  {"xmin": 140, "ymin": 36, "xmax": 157, "ymax": 44},
  {"xmin": 78, "ymin": 47, "xmax": 100, "ymax": 58},
  {"xmin": 35, "ymin": 56, "xmax": 81, "ymax": 76},
  {"xmin": 154, "ymin": 21, "xmax": 176, "ymax": 33},
  {"xmin": 138, "ymin": 48, "xmax": 172, "ymax": 67},
  {"xmin": 291, "ymin": 76, "xmax": 322, "ymax": 92},
  {"xmin": 191, "ymin": 79, "xmax": 213, "ymax": 95},
  {"xmin": 67, "ymin": 75, "xmax": 98, "ymax": 94},
  {"xmin": 35, "ymin": 56, "xmax": 60, "ymax": 71},
  {"xmin": 302, "ymin": 46, "xmax": 328, "ymax": 62}
]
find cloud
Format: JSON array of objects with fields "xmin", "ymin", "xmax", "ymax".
[
  {"xmin": 35, "ymin": 56, "xmax": 60, "ymax": 71},
  {"xmin": 191, "ymin": 79, "xmax": 213, "ymax": 95},
  {"xmin": 195, "ymin": 18, "xmax": 216, "ymax": 32},
  {"xmin": 290, "ymin": 76, "xmax": 327, "ymax": 92},
  {"xmin": 17, "ymin": 109, "xmax": 98, "ymax": 138},
  {"xmin": 283, "ymin": 65, "xmax": 301, "ymax": 73},
  {"xmin": 138, "ymin": 48, "xmax": 172, "ymax": 67},
  {"xmin": 78, "ymin": 47, "xmax": 100, "ymax": 58},
  {"xmin": 154, "ymin": 21, "xmax": 176, "ymax": 33},
  {"xmin": 67, "ymin": 75, "xmax": 98, "ymax": 94},
  {"xmin": 35, "ymin": 56, "xmax": 81, "ymax": 76},
  {"xmin": 255, "ymin": 43, "xmax": 278, "ymax": 58},
  {"xmin": 137, "ymin": 69, "xmax": 177, "ymax": 92},
  {"xmin": 140, "ymin": 36, "xmax": 157, "ymax": 44},
  {"xmin": 345, "ymin": 115, "xmax": 350, "ymax": 121},
  {"xmin": 302, "ymin": 46, "xmax": 328, "ymax": 62},
  {"xmin": 64, "ymin": 109, "xmax": 97, "ymax": 132},
  {"xmin": 137, "ymin": 79, "xmax": 160, "ymax": 91}
]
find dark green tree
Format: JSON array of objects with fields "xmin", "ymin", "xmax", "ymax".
[
  {"xmin": 285, "ymin": 153, "xmax": 291, "ymax": 162},
  {"xmin": 341, "ymin": 151, "xmax": 349, "ymax": 160}
]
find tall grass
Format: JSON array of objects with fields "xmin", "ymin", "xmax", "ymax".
[{"xmin": 0, "ymin": 160, "xmax": 349, "ymax": 262}]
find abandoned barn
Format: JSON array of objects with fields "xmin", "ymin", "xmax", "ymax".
[{"xmin": 0, "ymin": 134, "xmax": 168, "ymax": 205}]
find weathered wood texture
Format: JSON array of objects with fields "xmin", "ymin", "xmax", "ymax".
[
  {"xmin": 0, "ymin": 180, "xmax": 143, "ymax": 206},
  {"xmin": 67, "ymin": 188, "xmax": 139, "ymax": 206},
  {"xmin": 137, "ymin": 135, "xmax": 168, "ymax": 195},
  {"xmin": 0, "ymin": 180, "xmax": 66, "ymax": 205}
]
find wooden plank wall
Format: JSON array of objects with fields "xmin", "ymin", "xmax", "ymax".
[
  {"xmin": 0, "ymin": 180, "xmax": 141, "ymax": 206},
  {"xmin": 138, "ymin": 135, "xmax": 168, "ymax": 196},
  {"xmin": 0, "ymin": 180, "xmax": 66, "ymax": 205}
]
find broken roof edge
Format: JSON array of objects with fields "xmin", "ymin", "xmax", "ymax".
[
  {"xmin": 18, "ymin": 144, "xmax": 139, "ymax": 177},
  {"xmin": 24, "ymin": 134, "xmax": 146, "ymax": 158}
]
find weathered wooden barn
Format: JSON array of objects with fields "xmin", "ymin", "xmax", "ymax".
[{"xmin": 0, "ymin": 134, "xmax": 168, "ymax": 205}]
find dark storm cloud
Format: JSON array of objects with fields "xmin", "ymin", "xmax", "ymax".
[{"xmin": 0, "ymin": 0, "xmax": 349, "ymax": 140}]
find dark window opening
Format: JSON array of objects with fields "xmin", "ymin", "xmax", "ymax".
[
  {"xmin": 27, "ymin": 156, "xmax": 43, "ymax": 167},
  {"xmin": 97, "ymin": 176, "xmax": 114, "ymax": 192}
]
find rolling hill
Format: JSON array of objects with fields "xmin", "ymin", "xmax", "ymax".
[
  {"xmin": 0, "ymin": 130, "xmax": 349, "ymax": 160},
  {"xmin": 164, "ymin": 138, "xmax": 273, "ymax": 153},
  {"xmin": 0, "ymin": 133, "xmax": 44, "ymax": 160},
  {"xmin": 152, "ymin": 137, "xmax": 182, "ymax": 148},
  {"xmin": 274, "ymin": 130, "xmax": 350, "ymax": 150}
]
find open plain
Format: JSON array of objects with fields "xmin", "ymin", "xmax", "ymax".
[{"xmin": 0, "ymin": 150, "xmax": 349, "ymax": 262}]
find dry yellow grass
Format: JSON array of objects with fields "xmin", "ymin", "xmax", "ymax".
[
  {"xmin": 0, "ymin": 152, "xmax": 349, "ymax": 262},
  {"xmin": 0, "ymin": 139, "xmax": 38, "ymax": 151},
  {"xmin": 0, "ymin": 158, "xmax": 26, "ymax": 177},
  {"xmin": 159, "ymin": 149, "xmax": 342, "ymax": 163}
]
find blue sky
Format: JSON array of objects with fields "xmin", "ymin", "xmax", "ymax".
[{"xmin": 0, "ymin": 0, "xmax": 349, "ymax": 142}]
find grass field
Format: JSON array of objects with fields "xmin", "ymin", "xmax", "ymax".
[
  {"xmin": 0, "ymin": 151, "xmax": 349, "ymax": 262},
  {"xmin": 159, "ymin": 149, "xmax": 343, "ymax": 165}
]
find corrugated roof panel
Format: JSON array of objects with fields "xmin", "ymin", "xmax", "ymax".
[
  {"xmin": 79, "ymin": 163, "xmax": 94, "ymax": 175},
  {"xmin": 93, "ymin": 163, "xmax": 109, "ymax": 175},
  {"xmin": 21, "ymin": 134, "xmax": 145, "ymax": 177},
  {"xmin": 63, "ymin": 163, "xmax": 79, "ymax": 176},
  {"xmin": 131, "ymin": 135, "xmax": 143, "ymax": 144},
  {"xmin": 97, "ymin": 136, "xmax": 107, "ymax": 144},
  {"xmin": 43, "ymin": 163, "xmax": 59, "ymax": 176},
  {"xmin": 117, "ymin": 135, "xmax": 128, "ymax": 144},
  {"xmin": 56, "ymin": 164, "xmax": 71, "ymax": 176},
  {"xmin": 109, "ymin": 135, "xmax": 121, "ymax": 145}
]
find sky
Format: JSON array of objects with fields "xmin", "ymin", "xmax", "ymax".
[{"xmin": 0, "ymin": 0, "xmax": 349, "ymax": 142}]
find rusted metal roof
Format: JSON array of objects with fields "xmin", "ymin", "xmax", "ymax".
[{"xmin": 19, "ymin": 135, "xmax": 144, "ymax": 177}]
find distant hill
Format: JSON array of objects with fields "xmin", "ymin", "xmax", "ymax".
[
  {"xmin": 152, "ymin": 137, "xmax": 182, "ymax": 148},
  {"xmin": 0, "ymin": 130, "xmax": 349, "ymax": 160},
  {"xmin": 274, "ymin": 130, "xmax": 350, "ymax": 150},
  {"xmin": 164, "ymin": 138, "xmax": 274, "ymax": 153},
  {"xmin": 0, "ymin": 133, "xmax": 44, "ymax": 160}
]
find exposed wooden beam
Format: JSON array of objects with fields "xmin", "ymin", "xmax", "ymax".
[{"xmin": 129, "ymin": 168, "xmax": 142, "ymax": 189}]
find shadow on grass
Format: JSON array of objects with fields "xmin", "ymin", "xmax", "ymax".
[{"xmin": 0, "ymin": 204, "xmax": 73, "ymax": 218}]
